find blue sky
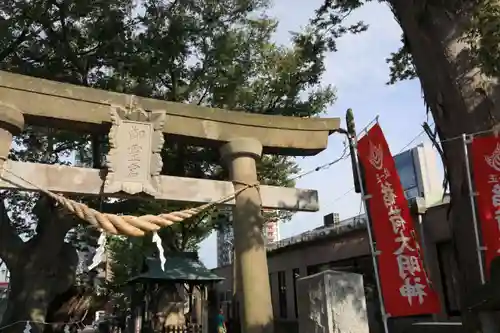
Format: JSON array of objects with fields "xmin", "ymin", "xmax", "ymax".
[
  {"xmin": 0, "ymin": 0, "xmax": 439, "ymax": 278},
  {"xmin": 198, "ymin": 0, "xmax": 439, "ymax": 268}
]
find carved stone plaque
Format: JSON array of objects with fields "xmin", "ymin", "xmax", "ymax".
[{"xmin": 105, "ymin": 103, "xmax": 166, "ymax": 196}]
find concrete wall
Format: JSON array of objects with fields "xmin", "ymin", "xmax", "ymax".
[{"xmin": 213, "ymin": 230, "xmax": 372, "ymax": 316}]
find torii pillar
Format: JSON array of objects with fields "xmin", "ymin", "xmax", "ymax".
[{"xmin": 221, "ymin": 138, "xmax": 273, "ymax": 333}]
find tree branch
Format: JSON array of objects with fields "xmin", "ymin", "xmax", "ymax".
[
  {"xmin": 180, "ymin": 223, "xmax": 188, "ymax": 251},
  {"xmin": 0, "ymin": 1, "xmax": 49, "ymax": 63},
  {"xmin": 0, "ymin": 196, "xmax": 24, "ymax": 268},
  {"xmin": 169, "ymin": 67, "xmax": 179, "ymax": 101},
  {"xmin": 30, "ymin": 195, "xmax": 80, "ymax": 256},
  {"xmin": 197, "ymin": 87, "xmax": 209, "ymax": 105},
  {"xmin": 0, "ymin": 29, "xmax": 28, "ymax": 62},
  {"xmin": 41, "ymin": 0, "xmax": 86, "ymax": 78}
]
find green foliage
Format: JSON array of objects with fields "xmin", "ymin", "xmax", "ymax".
[
  {"xmin": 312, "ymin": 0, "xmax": 419, "ymax": 85},
  {"xmin": 313, "ymin": 0, "xmax": 500, "ymax": 84},
  {"xmin": 385, "ymin": 34, "xmax": 416, "ymax": 85},
  {"xmin": 313, "ymin": 0, "xmax": 370, "ymax": 51},
  {"xmin": 463, "ymin": 0, "xmax": 500, "ymax": 77},
  {"xmin": 0, "ymin": 0, "xmax": 336, "ymax": 295}
]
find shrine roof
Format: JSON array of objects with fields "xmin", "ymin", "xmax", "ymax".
[{"xmin": 127, "ymin": 253, "xmax": 223, "ymax": 284}]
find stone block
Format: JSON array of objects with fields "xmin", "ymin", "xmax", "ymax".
[{"xmin": 296, "ymin": 270, "xmax": 369, "ymax": 333}]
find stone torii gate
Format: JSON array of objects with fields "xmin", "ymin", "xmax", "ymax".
[{"xmin": 0, "ymin": 71, "xmax": 340, "ymax": 333}]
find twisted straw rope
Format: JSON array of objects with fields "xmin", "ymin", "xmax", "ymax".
[{"xmin": 2, "ymin": 166, "xmax": 257, "ymax": 237}]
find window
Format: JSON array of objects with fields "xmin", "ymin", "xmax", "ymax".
[
  {"xmin": 234, "ymin": 300, "xmax": 240, "ymax": 320},
  {"xmin": 225, "ymin": 302, "xmax": 231, "ymax": 319},
  {"xmin": 292, "ymin": 268, "xmax": 300, "ymax": 318},
  {"xmin": 329, "ymin": 259, "xmax": 357, "ymax": 273},
  {"xmin": 307, "ymin": 262, "xmax": 338, "ymax": 276},
  {"xmin": 307, "ymin": 264, "xmax": 320, "ymax": 276},
  {"xmin": 394, "ymin": 150, "xmax": 420, "ymax": 200},
  {"xmin": 269, "ymin": 273, "xmax": 273, "ymax": 295},
  {"xmin": 277, "ymin": 271, "xmax": 287, "ymax": 318},
  {"xmin": 269, "ymin": 273, "xmax": 274, "ymax": 310}
]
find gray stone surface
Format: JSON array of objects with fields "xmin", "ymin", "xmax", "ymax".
[
  {"xmin": 105, "ymin": 104, "xmax": 165, "ymax": 196},
  {"xmin": 297, "ymin": 270, "xmax": 369, "ymax": 333},
  {"xmin": 0, "ymin": 160, "xmax": 319, "ymax": 211},
  {"xmin": 0, "ymin": 70, "xmax": 339, "ymax": 155},
  {"xmin": 221, "ymin": 138, "xmax": 274, "ymax": 333}
]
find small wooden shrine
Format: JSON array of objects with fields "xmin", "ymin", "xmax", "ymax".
[{"xmin": 127, "ymin": 253, "xmax": 223, "ymax": 333}]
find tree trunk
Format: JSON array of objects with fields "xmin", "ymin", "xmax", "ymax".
[
  {"xmin": 45, "ymin": 286, "xmax": 107, "ymax": 333},
  {"xmin": 0, "ymin": 197, "xmax": 79, "ymax": 333},
  {"xmin": 2, "ymin": 246, "xmax": 77, "ymax": 333},
  {"xmin": 388, "ymin": 0, "xmax": 500, "ymax": 331}
]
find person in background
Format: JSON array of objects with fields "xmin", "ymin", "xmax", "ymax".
[{"xmin": 217, "ymin": 308, "xmax": 227, "ymax": 333}]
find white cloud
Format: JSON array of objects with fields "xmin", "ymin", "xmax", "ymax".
[{"xmin": 324, "ymin": 3, "xmax": 401, "ymax": 88}]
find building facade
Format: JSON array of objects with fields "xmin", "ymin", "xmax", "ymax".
[
  {"xmin": 213, "ymin": 202, "xmax": 463, "ymax": 333},
  {"xmin": 216, "ymin": 209, "xmax": 281, "ymax": 267},
  {"xmin": 394, "ymin": 142, "xmax": 442, "ymax": 205},
  {"xmin": 264, "ymin": 218, "xmax": 280, "ymax": 244},
  {"xmin": 215, "ymin": 143, "xmax": 440, "ymax": 268}
]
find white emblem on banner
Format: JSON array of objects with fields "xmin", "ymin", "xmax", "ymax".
[
  {"xmin": 368, "ymin": 141, "xmax": 384, "ymax": 170},
  {"xmin": 485, "ymin": 143, "xmax": 500, "ymax": 172}
]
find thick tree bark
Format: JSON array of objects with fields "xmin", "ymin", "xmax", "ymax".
[
  {"xmin": 0, "ymin": 196, "xmax": 24, "ymax": 271},
  {"xmin": 388, "ymin": 0, "xmax": 500, "ymax": 331},
  {"xmin": 0, "ymin": 196, "xmax": 79, "ymax": 333},
  {"xmin": 45, "ymin": 286, "xmax": 108, "ymax": 333}
]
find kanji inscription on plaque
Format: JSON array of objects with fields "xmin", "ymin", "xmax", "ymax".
[{"xmin": 105, "ymin": 103, "xmax": 166, "ymax": 196}]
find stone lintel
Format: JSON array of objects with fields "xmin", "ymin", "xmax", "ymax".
[
  {"xmin": 0, "ymin": 70, "xmax": 340, "ymax": 156},
  {"xmin": 0, "ymin": 103, "xmax": 24, "ymax": 135},
  {"xmin": 0, "ymin": 160, "xmax": 319, "ymax": 211}
]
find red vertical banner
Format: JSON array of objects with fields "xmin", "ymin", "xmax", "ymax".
[
  {"xmin": 357, "ymin": 123, "xmax": 440, "ymax": 317},
  {"xmin": 470, "ymin": 135, "xmax": 500, "ymax": 276}
]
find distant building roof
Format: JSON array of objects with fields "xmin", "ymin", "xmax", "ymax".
[
  {"xmin": 265, "ymin": 196, "xmax": 452, "ymax": 254},
  {"xmin": 128, "ymin": 253, "xmax": 224, "ymax": 284},
  {"xmin": 266, "ymin": 215, "xmax": 367, "ymax": 252}
]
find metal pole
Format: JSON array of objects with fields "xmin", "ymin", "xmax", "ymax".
[
  {"xmin": 232, "ymin": 243, "xmax": 237, "ymax": 319},
  {"xmin": 417, "ymin": 215, "xmax": 425, "ymax": 253},
  {"xmin": 349, "ymin": 132, "xmax": 390, "ymax": 333},
  {"xmin": 462, "ymin": 133, "xmax": 486, "ymax": 284},
  {"xmin": 416, "ymin": 214, "xmax": 429, "ymax": 265}
]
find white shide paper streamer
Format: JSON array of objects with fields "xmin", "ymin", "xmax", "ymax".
[
  {"xmin": 152, "ymin": 232, "xmax": 166, "ymax": 271},
  {"xmin": 88, "ymin": 231, "xmax": 107, "ymax": 271}
]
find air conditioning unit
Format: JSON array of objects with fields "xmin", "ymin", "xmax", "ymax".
[{"xmin": 323, "ymin": 213, "xmax": 340, "ymax": 226}]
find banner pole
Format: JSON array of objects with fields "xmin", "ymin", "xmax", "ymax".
[
  {"xmin": 349, "ymin": 132, "xmax": 390, "ymax": 333},
  {"xmin": 462, "ymin": 133, "xmax": 486, "ymax": 284}
]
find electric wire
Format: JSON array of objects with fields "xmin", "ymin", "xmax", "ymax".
[
  {"xmin": 329, "ymin": 122, "xmax": 497, "ymax": 204},
  {"xmin": 290, "ymin": 116, "xmax": 380, "ymax": 181},
  {"xmin": 330, "ymin": 122, "xmax": 434, "ymax": 203}
]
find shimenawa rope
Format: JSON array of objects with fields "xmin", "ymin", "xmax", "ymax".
[{"xmin": 1, "ymin": 166, "xmax": 257, "ymax": 237}]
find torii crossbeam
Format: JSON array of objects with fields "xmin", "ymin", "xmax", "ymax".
[{"xmin": 0, "ymin": 70, "xmax": 340, "ymax": 333}]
